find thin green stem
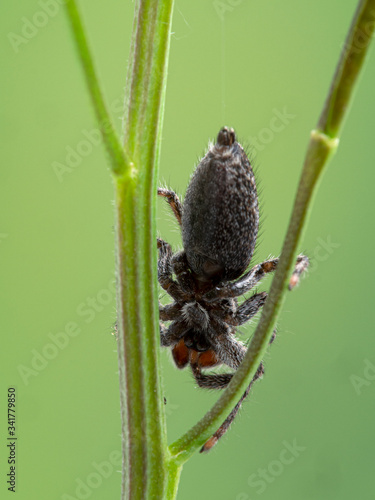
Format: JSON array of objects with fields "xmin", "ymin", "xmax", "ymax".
[
  {"xmin": 65, "ymin": 0, "xmax": 175, "ymax": 497},
  {"xmin": 318, "ymin": 0, "xmax": 375, "ymax": 136},
  {"xmin": 115, "ymin": 1, "xmax": 175, "ymax": 499},
  {"xmin": 169, "ymin": 0, "xmax": 375, "ymax": 463},
  {"xmin": 64, "ymin": 0, "xmax": 131, "ymax": 176},
  {"xmin": 164, "ymin": 457, "xmax": 183, "ymax": 500}
]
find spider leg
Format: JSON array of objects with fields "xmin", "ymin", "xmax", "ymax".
[
  {"xmin": 200, "ymin": 363, "xmax": 265, "ymax": 453},
  {"xmin": 204, "ymin": 258, "xmax": 279, "ymax": 301},
  {"xmin": 190, "ymin": 358, "xmax": 265, "ymax": 452},
  {"xmin": 157, "ymin": 238, "xmax": 191, "ymax": 302},
  {"xmin": 206, "ymin": 318, "xmax": 247, "ymax": 370},
  {"xmin": 190, "ymin": 349, "xmax": 232, "ymax": 389},
  {"xmin": 171, "ymin": 250, "xmax": 195, "ymax": 294},
  {"xmin": 233, "ymin": 292, "xmax": 268, "ymax": 325},
  {"xmin": 192, "ymin": 367, "xmax": 233, "ymax": 389},
  {"xmin": 158, "ymin": 187, "xmax": 183, "ymax": 225},
  {"xmin": 159, "ymin": 302, "xmax": 181, "ymax": 321},
  {"xmin": 214, "ymin": 292, "xmax": 267, "ymax": 326},
  {"xmin": 289, "ymin": 254, "xmax": 309, "ymax": 290},
  {"xmin": 204, "ymin": 254, "xmax": 309, "ymax": 302},
  {"xmin": 160, "ymin": 320, "xmax": 190, "ymax": 347},
  {"xmin": 197, "ymin": 326, "xmax": 278, "ymax": 452}
]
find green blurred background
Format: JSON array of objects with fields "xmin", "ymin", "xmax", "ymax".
[{"xmin": 1, "ymin": 1, "xmax": 375, "ymax": 499}]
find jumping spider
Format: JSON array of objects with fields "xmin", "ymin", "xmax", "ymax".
[{"xmin": 158, "ymin": 127, "xmax": 308, "ymax": 452}]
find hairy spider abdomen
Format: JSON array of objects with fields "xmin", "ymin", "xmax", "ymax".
[{"xmin": 182, "ymin": 127, "xmax": 259, "ymax": 282}]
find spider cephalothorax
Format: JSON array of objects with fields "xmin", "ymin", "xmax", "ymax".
[{"xmin": 158, "ymin": 127, "xmax": 308, "ymax": 452}]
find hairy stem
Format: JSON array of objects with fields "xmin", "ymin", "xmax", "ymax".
[
  {"xmin": 169, "ymin": 0, "xmax": 375, "ymax": 463},
  {"xmin": 115, "ymin": 1, "xmax": 175, "ymax": 498},
  {"xmin": 66, "ymin": 0, "xmax": 175, "ymax": 498},
  {"xmin": 65, "ymin": 0, "xmax": 131, "ymax": 176},
  {"xmin": 164, "ymin": 456, "xmax": 183, "ymax": 500}
]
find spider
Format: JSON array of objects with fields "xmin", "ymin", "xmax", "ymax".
[{"xmin": 158, "ymin": 127, "xmax": 308, "ymax": 452}]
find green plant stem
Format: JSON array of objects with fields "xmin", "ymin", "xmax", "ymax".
[
  {"xmin": 115, "ymin": 1, "xmax": 175, "ymax": 499},
  {"xmin": 164, "ymin": 456, "xmax": 183, "ymax": 500},
  {"xmin": 169, "ymin": 0, "xmax": 375, "ymax": 464},
  {"xmin": 318, "ymin": 0, "xmax": 375, "ymax": 136},
  {"xmin": 66, "ymin": 0, "xmax": 175, "ymax": 498},
  {"xmin": 65, "ymin": 0, "xmax": 130, "ymax": 176}
]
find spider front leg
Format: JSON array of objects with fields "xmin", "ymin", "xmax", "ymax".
[
  {"xmin": 204, "ymin": 258, "xmax": 279, "ymax": 302},
  {"xmin": 158, "ymin": 187, "xmax": 183, "ymax": 225},
  {"xmin": 157, "ymin": 238, "xmax": 190, "ymax": 303},
  {"xmin": 288, "ymin": 254, "xmax": 309, "ymax": 290},
  {"xmin": 214, "ymin": 292, "xmax": 268, "ymax": 326},
  {"xmin": 204, "ymin": 254, "xmax": 309, "ymax": 302}
]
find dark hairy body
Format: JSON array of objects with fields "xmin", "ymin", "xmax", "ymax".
[{"xmin": 158, "ymin": 127, "xmax": 308, "ymax": 452}]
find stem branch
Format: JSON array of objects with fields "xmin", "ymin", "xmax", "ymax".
[{"xmin": 65, "ymin": 0, "xmax": 131, "ymax": 176}]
